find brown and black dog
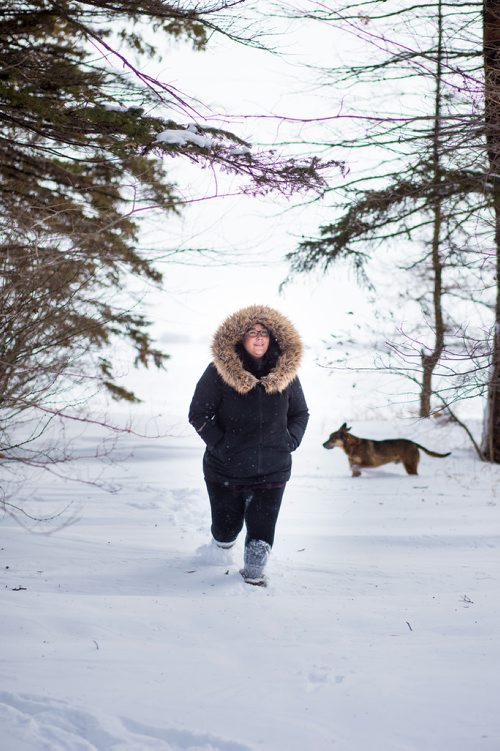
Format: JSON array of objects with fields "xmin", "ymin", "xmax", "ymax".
[{"xmin": 323, "ymin": 422, "xmax": 451, "ymax": 476}]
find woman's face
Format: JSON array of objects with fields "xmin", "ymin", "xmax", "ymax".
[{"xmin": 242, "ymin": 324, "xmax": 270, "ymax": 358}]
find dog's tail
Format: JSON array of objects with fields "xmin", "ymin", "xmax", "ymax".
[{"xmin": 414, "ymin": 443, "xmax": 451, "ymax": 458}]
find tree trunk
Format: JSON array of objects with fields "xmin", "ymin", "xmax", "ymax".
[
  {"xmin": 482, "ymin": 0, "xmax": 500, "ymax": 462},
  {"xmin": 420, "ymin": 0, "xmax": 445, "ymax": 418},
  {"xmin": 420, "ymin": 201, "xmax": 444, "ymax": 416}
]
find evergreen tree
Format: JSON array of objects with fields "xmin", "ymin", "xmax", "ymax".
[{"xmin": 0, "ymin": 1, "xmax": 330, "ymax": 457}]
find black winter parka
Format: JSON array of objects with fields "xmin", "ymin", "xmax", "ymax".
[{"xmin": 188, "ymin": 305, "xmax": 309, "ymax": 485}]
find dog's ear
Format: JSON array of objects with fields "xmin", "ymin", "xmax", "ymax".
[
  {"xmin": 340, "ymin": 422, "xmax": 347, "ymax": 430},
  {"xmin": 345, "ymin": 424, "xmax": 352, "ymax": 432}
]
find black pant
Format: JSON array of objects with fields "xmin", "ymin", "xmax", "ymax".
[{"xmin": 205, "ymin": 481, "xmax": 286, "ymax": 547}]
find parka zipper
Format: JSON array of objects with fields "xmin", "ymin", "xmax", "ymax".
[{"xmin": 257, "ymin": 384, "xmax": 263, "ymax": 474}]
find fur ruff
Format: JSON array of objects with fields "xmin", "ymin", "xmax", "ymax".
[{"xmin": 211, "ymin": 305, "xmax": 303, "ymax": 394}]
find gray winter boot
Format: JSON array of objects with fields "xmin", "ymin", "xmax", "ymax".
[{"xmin": 240, "ymin": 539, "xmax": 271, "ymax": 586}]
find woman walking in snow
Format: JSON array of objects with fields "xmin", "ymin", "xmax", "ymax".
[{"xmin": 189, "ymin": 305, "xmax": 309, "ymax": 586}]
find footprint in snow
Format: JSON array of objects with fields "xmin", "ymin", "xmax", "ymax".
[
  {"xmin": 305, "ymin": 667, "xmax": 345, "ymax": 692},
  {"xmin": 0, "ymin": 690, "xmax": 252, "ymax": 750}
]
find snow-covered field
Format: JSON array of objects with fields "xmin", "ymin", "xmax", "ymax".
[{"xmin": 1, "ymin": 343, "xmax": 499, "ymax": 751}]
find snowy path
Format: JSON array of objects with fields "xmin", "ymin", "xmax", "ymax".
[{"xmin": 1, "ymin": 419, "xmax": 499, "ymax": 750}]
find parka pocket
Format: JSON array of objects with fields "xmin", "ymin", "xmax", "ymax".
[{"xmin": 211, "ymin": 436, "xmax": 228, "ymax": 460}]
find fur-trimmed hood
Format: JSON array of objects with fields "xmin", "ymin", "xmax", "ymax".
[{"xmin": 211, "ymin": 305, "xmax": 303, "ymax": 394}]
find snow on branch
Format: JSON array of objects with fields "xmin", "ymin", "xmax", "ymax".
[{"xmin": 153, "ymin": 123, "xmax": 341, "ymax": 196}]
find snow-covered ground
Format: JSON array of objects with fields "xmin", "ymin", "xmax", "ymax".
[{"xmin": 1, "ymin": 342, "xmax": 499, "ymax": 751}]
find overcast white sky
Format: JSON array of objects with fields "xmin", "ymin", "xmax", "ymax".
[{"xmin": 132, "ymin": 6, "xmax": 378, "ymax": 349}]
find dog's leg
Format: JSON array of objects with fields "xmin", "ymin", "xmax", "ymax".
[
  {"xmin": 403, "ymin": 451, "xmax": 419, "ymax": 475},
  {"xmin": 350, "ymin": 463, "xmax": 362, "ymax": 477},
  {"xmin": 403, "ymin": 464, "xmax": 418, "ymax": 475},
  {"xmin": 402, "ymin": 446, "xmax": 420, "ymax": 475}
]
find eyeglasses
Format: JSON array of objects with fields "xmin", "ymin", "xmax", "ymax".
[{"xmin": 246, "ymin": 328, "xmax": 270, "ymax": 338}]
